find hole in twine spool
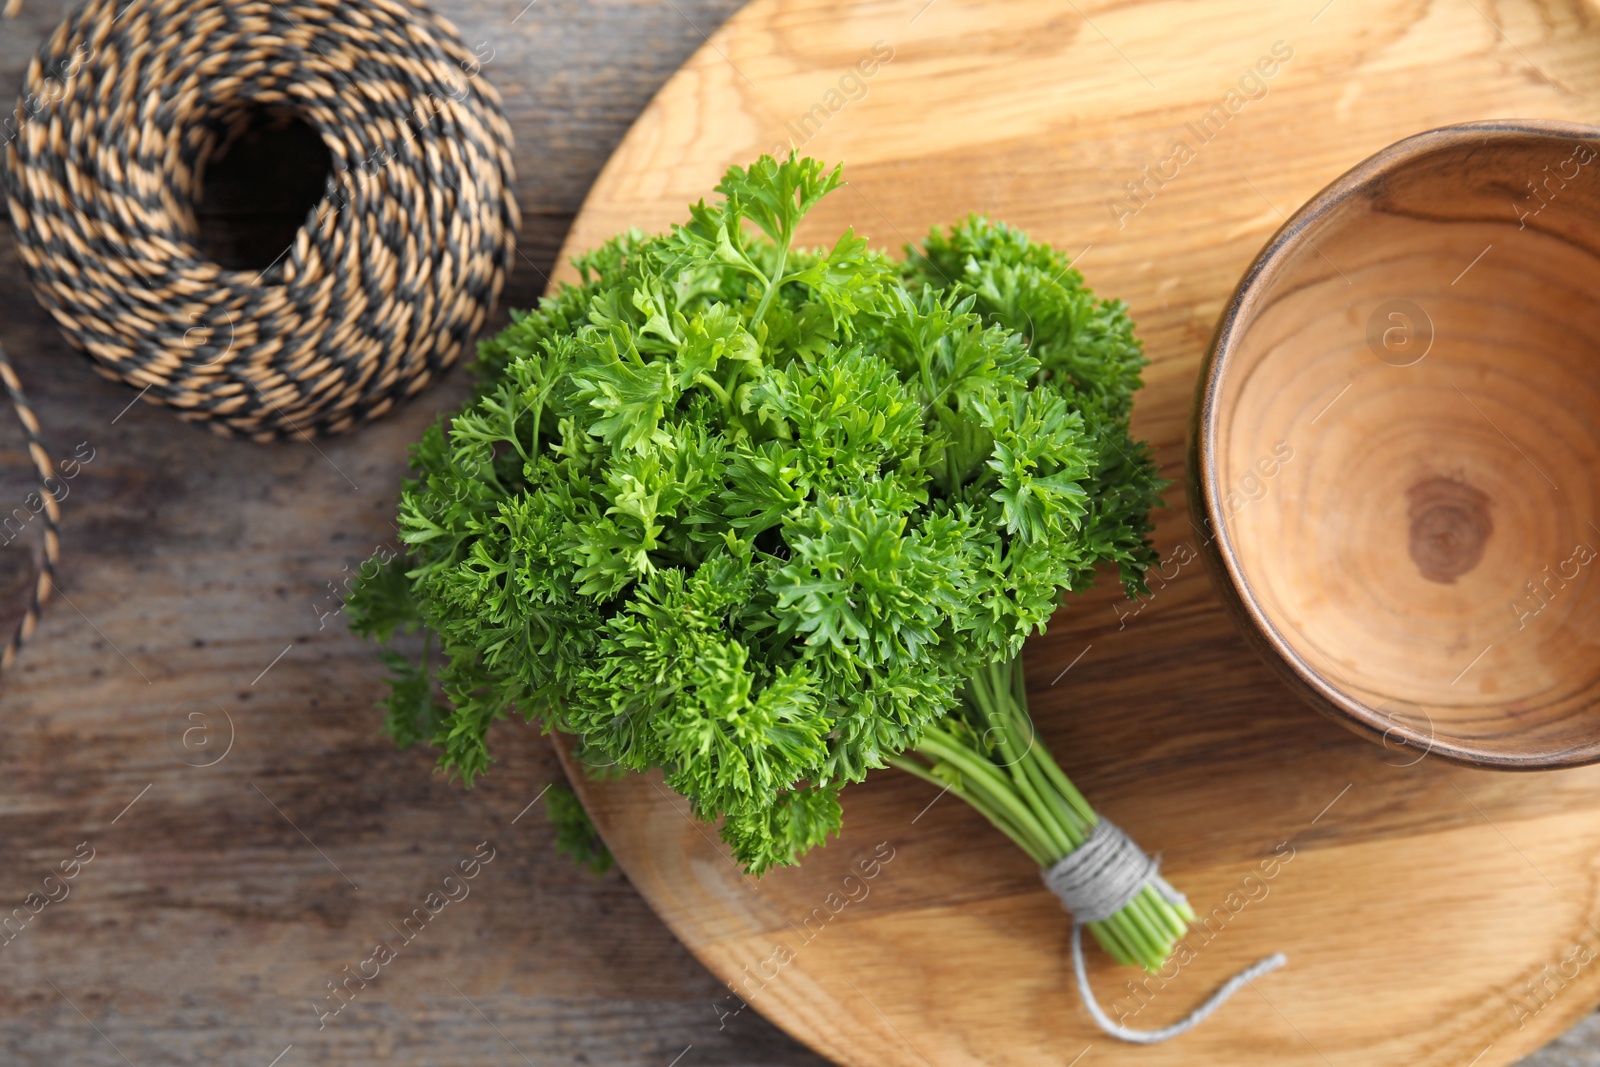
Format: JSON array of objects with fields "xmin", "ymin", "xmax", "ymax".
[{"xmin": 193, "ymin": 108, "xmax": 335, "ymax": 274}]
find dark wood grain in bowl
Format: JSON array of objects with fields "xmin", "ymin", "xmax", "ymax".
[{"xmin": 1192, "ymin": 120, "xmax": 1600, "ymax": 770}]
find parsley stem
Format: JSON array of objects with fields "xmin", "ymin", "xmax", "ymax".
[
  {"xmin": 695, "ymin": 372, "xmax": 732, "ymax": 409},
  {"xmin": 884, "ymin": 753, "xmax": 1050, "ymax": 866},
  {"xmin": 747, "ymin": 238, "xmax": 790, "ymax": 333},
  {"xmin": 973, "ymin": 674, "xmax": 1076, "ymax": 859},
  {"xmin": 900, "ymin": 653, "xmax": 1196, "ymax": 973},
  {"xmin": 913, "ymin": 726, "xmax": 1057, "ymax": 858}
]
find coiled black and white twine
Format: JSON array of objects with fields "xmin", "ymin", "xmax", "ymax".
[
  {"xmin": 1044, "ymin": 820, "xmax": 1288, "ymax": 1042},
  {"xmin": 0, "ymin": 0, "xmax": 518, "ymax": 670}
]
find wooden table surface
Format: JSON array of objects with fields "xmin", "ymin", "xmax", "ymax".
[{"xmin": 0, "ymin": 1, "xmax": 1592, "ymax": 1065}]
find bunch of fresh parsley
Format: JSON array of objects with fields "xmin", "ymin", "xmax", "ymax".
[{"xmin": 350, "ymin": 155, "xmax": 1187, "ymax": 971}]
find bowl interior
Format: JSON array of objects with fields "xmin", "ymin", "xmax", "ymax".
[{"xmin": 1207, "ymin": 123, "xmax": 1600, "ymax": 765}]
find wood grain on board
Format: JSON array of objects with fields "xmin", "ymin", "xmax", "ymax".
[{"xmin": 555, "ymin": 1, "xmax": 1600, "ymax": 1065}]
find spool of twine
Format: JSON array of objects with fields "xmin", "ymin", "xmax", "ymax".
[
  {"xmin": 0, "ymin": 0, "xmax": 520, "ymax": 669},
  {"xmin": 5, "ymin": 0, "xmax": 519, "ymax": 440}
]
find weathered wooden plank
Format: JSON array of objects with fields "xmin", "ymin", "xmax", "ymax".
[{"xmin": 0, "ymin": 0, "xmax": 826, "ymax": 1063}]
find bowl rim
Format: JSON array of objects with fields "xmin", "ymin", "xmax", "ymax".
[{"xmin": 1189, "ymin": 118, "xmax": 1600, "ymax": 771}]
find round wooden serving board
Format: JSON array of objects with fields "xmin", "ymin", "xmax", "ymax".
[{"xmin": 553, "ymin": 2, "xmax": 1600, "ymax": 1064}]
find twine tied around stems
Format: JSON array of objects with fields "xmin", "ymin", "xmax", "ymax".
[{"xmin": 1043, "ymin": 819, "xmax": 1288, "ymax": 1044}]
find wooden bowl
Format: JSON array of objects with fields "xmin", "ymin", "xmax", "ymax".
[{"xmin": 1192, "ymin": 120, "xmax": 1600, "ymax": 770}]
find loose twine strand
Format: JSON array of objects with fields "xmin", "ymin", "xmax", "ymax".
[
  {"xmin": 0, "ymin": 342, "xmax": 58, "ymax": 673},
  {"xmin": 0, "ymin": 0, "xmax": 517, "ymax": 672},
  {"xmin": 1043, "ymin": 819, "xmax": 1288, "ymax": 1043},
  {"xmin": 1, "ymin": 2, "xmax": 46, "ymax": 672}
]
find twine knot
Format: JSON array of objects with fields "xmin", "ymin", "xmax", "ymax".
[{"xmin": 1043, "ymin": 820, "xmax": 1288, "ymax": 1044}]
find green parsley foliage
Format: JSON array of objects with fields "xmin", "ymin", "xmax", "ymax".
[
  {"xmin": 350, "ymin": 154, "xmax": 1162, "ymax": 877},
  {"xmin": 545, "ymin": 783, "xmax": 614, "ymax": 876}
]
